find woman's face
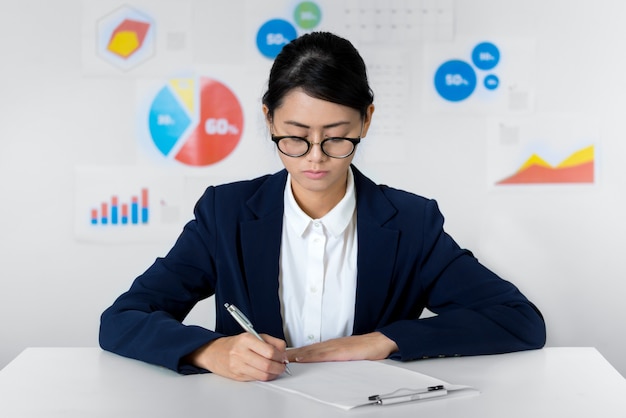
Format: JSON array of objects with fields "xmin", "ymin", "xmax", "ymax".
[{"xmin": 264, "ymin": 89, "xmax": 374, "ymax": 209}]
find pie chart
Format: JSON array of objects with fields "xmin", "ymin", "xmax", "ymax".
[{"xmin": 148, "ymin": 77, "xmax": 244, "ymax": 166}]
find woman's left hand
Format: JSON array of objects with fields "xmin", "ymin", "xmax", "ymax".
[{"xmin": 286, "ymin": 332, "xmax": 398, "ymax": 363}]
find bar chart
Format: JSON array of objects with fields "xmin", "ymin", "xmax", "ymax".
[{"xmin": 90, "ymin": 188, "xmax": 149, "ymax": 226}]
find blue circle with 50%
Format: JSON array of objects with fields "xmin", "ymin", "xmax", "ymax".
[
  {"xmin": 472, "ymin": 42, "xmax": 500, "ymax": 71},
  {"xmin": 434, "ymin": 60, "xmax": 477, "ymax": 102},
  {"xmin": 484, "ymin": 74, "xmax": 499, "ymax": 90},
  {"xmin": 256, "ymin": 19, "xmax": 297, "ymax": 59}
]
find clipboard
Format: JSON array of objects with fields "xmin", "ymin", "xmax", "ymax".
[{"xmin": 257, "ymin": 360, "xmax": 479, "ymax": 410}]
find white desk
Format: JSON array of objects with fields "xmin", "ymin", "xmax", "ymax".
[{"xmin": 0, "ymin": 347, "xmax": 624, "ymax": 417}]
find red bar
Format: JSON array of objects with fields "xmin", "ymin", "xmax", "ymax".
[
  {"xmin": 121, "ymin": 204, "xmax": 128, "ymax": 217},
  {"xmin": 101, "ymin": 202, "xmax": 109, "ymax": 224},
  {"xmin": 141, "ymin": 188, "xmax": 149, "ymax": 209}
]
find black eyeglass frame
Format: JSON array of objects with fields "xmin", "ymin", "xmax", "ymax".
[{"xmin": 270, "ymin": 135, "xmax": 362, "ymax": 159}]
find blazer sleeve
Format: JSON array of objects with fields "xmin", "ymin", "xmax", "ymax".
[
  {"xmin": 99, "ymin": 186, "xmax": 224, "ymax": 374},
  {"xmin": 376, "ymin": 199, "xmax": 546, "ymax": 361}
]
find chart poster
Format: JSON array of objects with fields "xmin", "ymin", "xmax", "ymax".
[
  {"xmin": 81, "ymin": 0, "xmax": 193, "ymax": 76},
  {"xmin": 332, "ymin": 0, "xmax": 455, "ymax": 44},
  {"xmin": 487, "ymin": 115, "xmax": 599, "ymax": 188},
  {"xmin": 74, "ymin": 166, "xmax": 185, "ymax": 243},
  {"xmin": 246, "ymin": 1, "xmax": 323, "ymax": 61},
  {"xmin": 423, "ymin": 38, "xmax": 536, "ymax": 114},
  {"xmin": 136, "ymin": 69, "xmax": 246, "ymax": 168},
  {"xmin": 359, "ymin": 46, "xmax": 412, "ymax": 163}
]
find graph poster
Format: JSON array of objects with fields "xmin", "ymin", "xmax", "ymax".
[
  {"xmin": 486, "ymin": 115, "xmax": 599, "ymax": 187},
  {"xmin": 136, "ymin": 71, "xmax": 246, "ymax": 168},
  {"xmin": 360, "ymin": 46, "xmax": 412, "ymax": 164},
  {"xmin": 422, "ymin": 38, "xmax": 536, "ymax": 114},
  {"xmin": 74, "ymin": 166, "xmax": 185, "ymax": 243},
  {"xmin": 329, "ymin": 0, "xmax": 455, "ymax": 44},
  {"xmin": 81, "ymin": 0, "xmax": 193, "ymax": 76}
]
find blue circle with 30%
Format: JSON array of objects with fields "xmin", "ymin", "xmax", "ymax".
[
  {"xmin": 472, "ymin": 42, "xmax": 500, "ymax": 71},
  {"xmin": 256, "ymin": 19, "xmax": 297, "ymax": 59},
  {"xmin": 434, "ymin": 60, "xmax": 477, "ymax": 102}
]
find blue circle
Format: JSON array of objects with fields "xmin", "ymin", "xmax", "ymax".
[
  {"xmin": 434, "ymin": 60, "xmax": 477, "ymax": 102},
  {"xmin": 256, "ymin": 19, "xmax": 297, "ymax": 59},
  {"xmin": 484, "ymin": 74, "xmax": 499, "ymax": 90},
  {"xmin": 472, "ymin": 42, "xmax": 500, "ymax": 70}
]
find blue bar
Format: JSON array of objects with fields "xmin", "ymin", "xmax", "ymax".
[
  {"xmin": 111, "ymin": 206, "xmax": 118, "ymax": 225},
  {"xmin": 141, "ymin": 207, "xmax": 149, "ymax": 224},
  {"xmin": 101, "ymin": 217, "xmax": 108, "ymax": 225},
  {"xmin": 121, "ymin": 216, "xmax": 128, "ymax": 225},
  {"xmin": 131, "ymin": 202, "xmax": 139, "ymax": 224}
]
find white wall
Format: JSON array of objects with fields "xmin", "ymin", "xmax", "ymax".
[{"xmin": 1, "ymin": 0, "xmax": 625, "ymax": 377}]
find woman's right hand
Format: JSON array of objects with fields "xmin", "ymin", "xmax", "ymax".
[{"xmin": 185, "ymin": 333, "xmax": 289, "ymax": 381}]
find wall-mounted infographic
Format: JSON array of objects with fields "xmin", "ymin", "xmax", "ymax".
[
  {"xmin": 90, "ymin": 187, "xmax": 150, "ymax": 226},
  {"xmin": 255, "ymin": 1, "xmax": 322, "ymax": 58},
  {"xmin": 424, "ymin": 38, "xmax": 536, "ymax": 113},
  {"xmin": 75, "ymin": 167, "xmax": 184, "ymax": 243},
  {"xmin": 487, "ymin": 115, "xmax": 598, "ymax": 187},
  {"xmin": 339, "ymin": 0, "xmax": 455, "ymax": 43},
  {"xmin": 146, "ymin": 76, "xmax": 244, "ymax": 167},
  {"xmin": 496, "ymin": 145, "xmax": 594, "ymax": 185},
  {"xmin": 433, "ymin": 41, "xmax": 500, "ymax": 102},
  {"xmin": 96, "ymin": 5, "xmax": 155, "ymax": 71},
  {"xmin": 82, "ymin": 1, "xmax": 193, "ymax": 76}
]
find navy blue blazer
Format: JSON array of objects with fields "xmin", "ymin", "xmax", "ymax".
[{"xmin": 99, "ymin": 166, "xmax": 545, "ymax": 374}]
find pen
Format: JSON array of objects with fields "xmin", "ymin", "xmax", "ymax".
[
  {"xmin": 224, "ymin": 303, "xmax": 292, "ymax": 376},
  {"xmin": 369, "ymin": 385, "xmax": 447, "ymax": 405}
]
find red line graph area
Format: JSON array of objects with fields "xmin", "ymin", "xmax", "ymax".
[
  {"xmin": 496, "ymin": 145, "xmax": 595, "ymax": 185},
  {"xmin": 497, "ymin": 161, "xmax": 594, "ymax": 185}
]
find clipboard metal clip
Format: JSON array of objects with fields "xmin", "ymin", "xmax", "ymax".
[{"xmin": 368, "ymin": 385, "xmax": 448, "ymax": 405}]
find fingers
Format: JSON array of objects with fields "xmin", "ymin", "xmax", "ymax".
[
  {"xmin": 197, "ymin": 334, "xmax": 288, "ymax": 381},
  {"xmin": 229, "ymin": 334, "xmax": 288, "ymax": 381},
  {"xmin": 258, "ymin": 333, "xmax": 289, "ymax": 361}
]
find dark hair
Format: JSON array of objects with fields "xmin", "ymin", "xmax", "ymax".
[{"xmin": 262, "ymin": 32, "xmax": 374, "ymax": 120}]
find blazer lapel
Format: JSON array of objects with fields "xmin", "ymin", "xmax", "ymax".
[
  {"xmin": 240, "ymin": 170, "xmax": 288, "ymax": 339},
  {"xmin": 351, "ymin": 166, "xmax": 399, "ymax": 334}
]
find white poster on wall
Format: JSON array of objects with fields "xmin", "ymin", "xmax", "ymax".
[
  {"xmin": 81, "ymin": 0, "xmax": 193, "ymax": 76},
  {"xmin": 486, "ymin": 114, "xmax": 599, "ymax": 188},
  {"xmin": 74, "ymin": 166, "xmax": 185, "ymax": 243},
  {"xmin": 422, "ymin": 38, "xmax": 537, "ymax": 114}
]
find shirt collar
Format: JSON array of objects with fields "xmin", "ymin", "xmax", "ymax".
[{"xmin": 284, "ymin": 168, "xmax": 356, "ymax": 238}]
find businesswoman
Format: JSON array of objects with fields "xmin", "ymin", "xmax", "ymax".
[{"xmin": 99, "ymin": 32, "xmax": 546, "ymax": 381}]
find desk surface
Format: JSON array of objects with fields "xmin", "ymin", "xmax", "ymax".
[{"xmin": 1, "ymin": 347, "xmax": 624, "ymax": 417}]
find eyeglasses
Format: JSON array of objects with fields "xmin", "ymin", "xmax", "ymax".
[
  {"xmin": 271, "ymin": 135, "xmax": 361, "ymax": 159},
  {"xmin": 271, "ymin": 120, "xmax": 365, "ymax": 158}
]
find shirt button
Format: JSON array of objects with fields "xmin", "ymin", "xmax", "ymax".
[
  {"xmin": 313, "ymin": 222, "xmax": 320, "ymax": 228},
  {"xmin": 307, "ymin": 334, "xmax": 315, "ymax": 341},
  {"xmin": 309, "ymin": 286, "xmax": 318, "ymax": 293}
]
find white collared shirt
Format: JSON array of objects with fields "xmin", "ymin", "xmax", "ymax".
[{"xmin": 279, "ymin": 169, "xmax": 358, "ymax": 348}]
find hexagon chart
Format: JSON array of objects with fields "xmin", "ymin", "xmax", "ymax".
[
  {"xmin": 97, "ymin": 5, "xmax": 155, "ymax": 71},
  {"xmin": 107, "ymin": 19, "xmax": 151, "ymax": 59}
]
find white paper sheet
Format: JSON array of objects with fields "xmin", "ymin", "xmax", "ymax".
[{"xmin": 257, "ymin": 360, "xmax": 478, "ymax": 410}]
